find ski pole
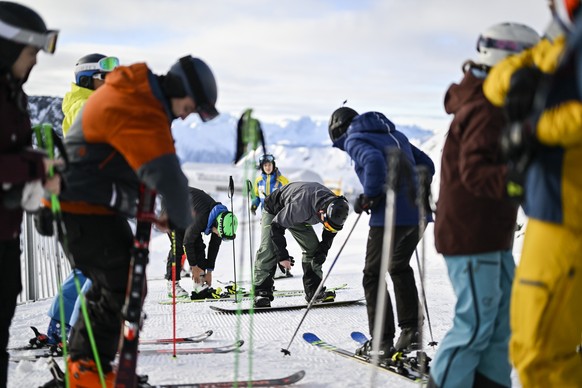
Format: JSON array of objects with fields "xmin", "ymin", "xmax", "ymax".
[
  {"xmin": 414, "ymin": 249, "xmax": 437, "ymax": 347},
  {"xmin": 281, "ymin": 212, "xmax": 362, "ymax": 355},
  {"xmin": 171, "ymin": 231, "xmax": 177, "ymax": 356},
  {"xmin": 246, "ymin": 179, "xmax": 255, "ymax": 274},
  {"xmin": 228, "ymin": 176, "xmax": 238, "ymax": 303}
]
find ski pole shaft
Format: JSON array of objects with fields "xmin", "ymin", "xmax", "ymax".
[
  {"xmin": 414, "ymin": 249, "xmax": 435, "ymax": 345},
  {"xmin": 228, "ymin": 176, "xmax": 237, "ymax": 303},
  {"xmin": 281, "ymin": 212, "xmax": 362, "ymax": 355}
]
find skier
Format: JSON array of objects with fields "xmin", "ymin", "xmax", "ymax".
[
  {"xmin": 328, "ymin": 108, "xmax": 434, "ymax": 359},
  {"xmin": 164, "ymin": 187, "xmax": 238, "ymax": 299},
  {"xmin": 44, "ymin": 54, "xmax": 220, "ymax": 387},
  {"xmin": 250, "ymin": 154, "xmax": 291, "ymax": 279},
  {"xmin": 0, "ymin": 2, "xmax": 59, "ymax": 386},
  {"xmin": 253, "ymin": 182, "xmax": 350, "ymax": 308},
  {"xmin": 482, "ymin": 2, "xmax": 582, "ymax": 386},
  {"xmin": 430, "ymin": 22, "xmax": 540, "ymax": 388},
  {"xmin": 30, "ymin": 53, "xmax": 120, "ymax": 349}
]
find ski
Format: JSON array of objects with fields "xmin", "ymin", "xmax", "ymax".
[
  {"xmin": 115, "ymin": 184, "xmax": 157, "ymax": 387},
  {"xmin": 350, "ymin": 331, "xmax": 431, "ymax": 375},
  {"xmin": 43, "ymin": 358, "xmax": 305, "ymax": 387},
  {"xmin": 141, "ymin": 370, "xmax": 305, "ymax": 387},
  {"xmin": 139, "ymin": 330, "xmax": 213, "ymax": 345},
  {"xmin": 138, "ymin": 340, "xmax": 244, "ymax": 355},
  {"xmin": 303, "ymin": 332, "xmax": 428, "ymax": 384},
  {"xmin": 159, "ymin": 284, "xmax": 349, "ymax": 305},
  {"xmin": 209, "ymin": 298, "xmax": 364, "ymax": 314}
]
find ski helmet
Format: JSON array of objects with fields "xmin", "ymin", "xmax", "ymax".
[
  {"xmin": 168, "ymin": 55, "xmax": 219, "ymax": 122},
  {"xmin": 328, "ymin": 107, "xmax": 358, "ymax": 142},
  {"xmin": 476, "ymin": 23, "xmax": 540, "ymax": 68},
  {"xmin": 322, "ymin": 196, "xmax": 350, "ymax": 232},
  {"xmin": 553, "ymin": 0, "xmax": 581, "ymax": 32},
  {"xmin": 259, "ymin": 154, "xmax": 276, "ymax": 173},
  {"xmin": 74, "ymin": 53, "xmax": 119, "ymax": 89},
  {"xmin": 0, "ymin": 2, "xmax": 57, "ymax": 71},
  {"xmin": 216, "ymin": 211, "xmax": 238, "ymax": 240}
]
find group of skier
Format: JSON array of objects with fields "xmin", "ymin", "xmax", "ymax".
[{"xmin": 1, "ymin": 0, "xmax": 581, "ymax": 387}]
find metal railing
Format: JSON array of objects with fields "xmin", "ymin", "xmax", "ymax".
[{"xmin": 18, "ymin": 213, "xmax": 71, "ymax": 303}]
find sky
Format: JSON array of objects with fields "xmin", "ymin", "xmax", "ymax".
[{"xmin": 23, "ymin": 0, "xmax": 550, "ymax": 131}]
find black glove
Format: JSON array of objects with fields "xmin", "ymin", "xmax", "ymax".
[
  {"xmin": 505, "ymin": 66, "xmax": 544, "ymax": 122},
  {"xmin": 250, "ymin": 204, "xmax": 257, "ymax": 215},
  {"xmin": 353, "ymin": 194, "xmax": 380, "ymax": 214},
  {"xmin": 313, "ymin": 251, "xmax": 327, "ymax": 265},
  {"xmin": 500, "ymin": 120, "xmax": 536, "ymax": 162}
]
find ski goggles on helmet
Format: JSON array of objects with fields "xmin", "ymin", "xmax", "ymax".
[
  {"xmin": 75, "ymin": 56, "xmax": 120, "ymax": 74},
  {"xmin": 476, "ymin": 36, "xmax": 534, "ymax": 54},
  {"xmin": 0, "ymin": 19, "xmax": 59, "ymax": 54},
  {"xmin": 321, "ymin": 213, "xmax": 339, "ymax": 233},
  {"xmin": 259, "ymin": 154, "xmax": 275, "ymax": 164}
]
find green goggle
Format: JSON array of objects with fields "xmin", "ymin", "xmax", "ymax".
[{"xmin": 75, "ymin": 56, "xmax": 120, "ymax": 74}]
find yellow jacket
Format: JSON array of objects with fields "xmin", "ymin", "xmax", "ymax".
[
  {"xmin": 483, "ymin": 35, "xmax": 582, "ymax": 231},
  {"xmin": 61, "ymin": 83, "xmax": 93, "ymax": 136}
]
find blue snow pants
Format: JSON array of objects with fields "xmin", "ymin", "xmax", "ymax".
[
  {"xmin": 47, "ymin": 269, "xmax": 90, "ymax": 327},
  {"xmin": 429, "ymin": 251, "xmax": 514, "ymax": 388}
]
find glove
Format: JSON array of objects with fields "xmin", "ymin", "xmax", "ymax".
[
  {"xmin": 251, "ymin": 204, "xmax": 257, "ymax": 215},
  {"xmin": 21, "ymin": 180, "xmax": 43, "ymax": 212},
  {"xmin": 278, "ymin": 256, "xmax": 295, "ymax": 270},
  {"xmin": 505, "ymin": 66, "xmax": 544, "ymax": 122},
  {"xmin": 313, "ymin": 251, "xmax": 327, "ymax": 265},
  {"xmin": 506, "ymin": 164, "xmax": 526, "ymax": 204},
  {"xmin": 353, "ymin": 194, "xmax": 380, "ymax": 214},
  {"xmin": 33, "ymin": 206, "xmax": 54, "ymax": 236},
  {"xmin": 500, "ymin": 120, "xmax": 536, "ymax": 162}
]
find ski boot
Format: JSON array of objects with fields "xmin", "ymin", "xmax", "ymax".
[
  {"xmin": 308, "ymin": 287, "xmax": 336, "ymax": 303},
  {"xmin": 254, "ymin": 290, "xmax": 273, "ymax": 308},
  {"xmin": 166, "ymin": 280, "xmax": 189, "ymax": 298},
  {"xmin": 190, "ymin": 286, "xmax": 222, "ymax": 300},
  {"xmin": 395, "ymin": 327, "xmax": 420, "ymax": 352}
]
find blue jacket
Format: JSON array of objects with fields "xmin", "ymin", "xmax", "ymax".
[{"xmin": 333, "ymin": 112, "xmax": 435, "ymax": 227}]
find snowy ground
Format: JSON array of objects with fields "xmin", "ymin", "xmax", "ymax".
[{"xmin": 7, "ymin": 211, "xmax": 525, "ymax": 387}]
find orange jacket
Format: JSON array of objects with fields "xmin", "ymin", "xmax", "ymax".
[{"xmin": 60, "ymin": 63, "xmax": 192, "ymax": 228}]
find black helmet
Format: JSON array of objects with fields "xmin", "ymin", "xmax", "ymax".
[
  {"xmin": 168, "ymin": 55, "xmax": 219, "ymax": 122},
  {"xmin": 74, "ymin": 53, "xmax": 119, "ymax": 89},
  {"xmin": 322, "ymin": 196, "xmax": 350, "ymax": 232},
  {"xmin": 328, "ymin": 107, "xmax": 358, "ymax": 142},
  {"xmin": 259, "ymin": 154, "xmax": 276, "ymax": 173},
  {"xmin": 0, "ymin": 2, "xmax": 57, "ymax": 71}
]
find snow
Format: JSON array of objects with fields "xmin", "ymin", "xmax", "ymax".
[{"xmin": 6, "ymin": 123, "xmax": 527, "ymax": 387}]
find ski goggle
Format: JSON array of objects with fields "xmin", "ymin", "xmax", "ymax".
[
  {"xmin": 75, "ymin": 56, "xmax": 120, "ymax": 74},
  {"xmin": 259, "ymin": 154, "xmax": 275, "ymax": 164},
  {"xmin": 321, "ymin": 213, "xmax": 339, "ymax": 234},
  {"xmin": 476, "ymin": 36, "xmax": 534, "ymax": 54},
  {"xmin": 0, "ymin": 19, "xmax": 58, "ymax": 54}
]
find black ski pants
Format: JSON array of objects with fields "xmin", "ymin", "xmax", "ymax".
[
  {"xmin": 363, "ymin": 225, "xmax": 421, "ymax": 345},
  {"xmin": 61, "ymin": 212, "xmax": 135, "ymax": 369},
  {"xmin": 0, "ymin": 239, "xmax": 21, "ymax": 387}
]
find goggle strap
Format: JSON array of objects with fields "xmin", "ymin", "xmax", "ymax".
[{"xmin": 0, "ymin": 19, "xmax": 58, "ymax": 54}]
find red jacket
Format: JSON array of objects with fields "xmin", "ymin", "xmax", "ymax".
[
  {"xmin": 435, "ymin": 70, "xmax": 517, "ymax": 255},
  {"xmin": 0, "ymin": 74, "xmax": 45, "ymax": 241}
]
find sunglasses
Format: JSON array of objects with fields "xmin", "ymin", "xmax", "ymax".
[
  {"xmin": 477, "ymin": 36, "xmax": 534, "ymax": 53},
  {"xmin": 0, "ymin": 19, "xmax": 59, "ymax": 54}
]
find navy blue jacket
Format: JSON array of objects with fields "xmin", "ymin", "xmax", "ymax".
[{"xmin": 333, "ymin": 112, "xmax": 435, "ymax": 227}]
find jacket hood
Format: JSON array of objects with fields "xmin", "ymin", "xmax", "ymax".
[
  {"xmin": 348, "ymin": 112, "xmax": 395, "ymax": 136},
  {"xmin": 444, "ymin": 70, "xmax": 486, "ymax": 115}
]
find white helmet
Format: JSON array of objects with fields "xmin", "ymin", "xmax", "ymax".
[{"xmin": 476, "ymin": 22, "xmax": 540, "ymax": 67}]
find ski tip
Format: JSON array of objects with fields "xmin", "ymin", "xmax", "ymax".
[
  {"xmin": 302, "ymin": 332, "xmax": 320, "ymax": 342},
  {"xmin": 350, "ymin": 331, "xmax": 368, "ymax": 343},
  {"xmin": 280, "ymin": 348, "xmax": 291, "ymax": 356},
  {"xmin": 206, "ymin": 329, "xmax": 214, "ymax": 337}
]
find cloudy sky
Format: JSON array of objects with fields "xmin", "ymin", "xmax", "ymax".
[{"xmin": 24, "ymin": 0, "xmax": 549, "ymax": 131}]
